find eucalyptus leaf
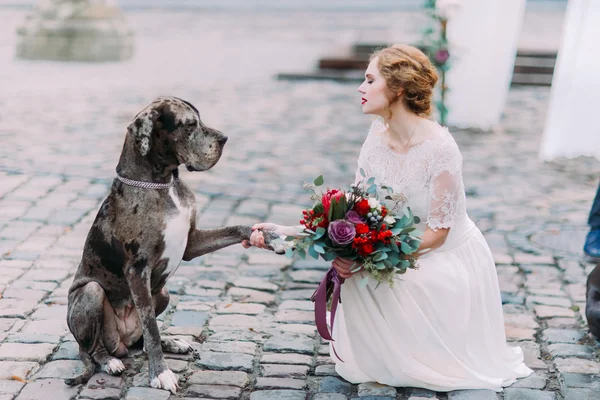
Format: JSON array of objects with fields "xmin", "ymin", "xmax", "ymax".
[
  {"xmin": 322, "ymin": 251, "xmax": 336, "ymax": 262},
  {"xmin": 367, "ymin": 177, "xmax": 376, "ymax": 185},
  {"xmin": 285, "ymin": 236, "xmax": 296, "ymax": 242},
  {"xmin": 313, "ymin": 243, "xmax": 325, "ymax": 254},
  {"xmin": 400, "ymin": 242, "xmax": 412, "ymax": 254},
  {"xmin": 308, "ymin": 245, "xmax": 318, "ymax": 260},
  {"xmin": 298, "ymin": 248, "xmax": 306, "ymax": 259},
  {"xmin": 383, "ymin": 259, "xmax": 394, "ymax": 268},
  {"xmin": 360, "ymin": 168, "xmax": 366, "ymax": 177},
  {"xmin": 314, "ymin": 175, "xmax": 324, "ymax": 186},
  {"xmin": 414, "ymin": 216, "xmax": 421, "ymax": 224},
  {"xmin": 374, "ymin": 252, "xmax": 388, "ymax": 262},
  {"xmin": 285, "ymin": 248, "xmax": 294, "ymax": 258},
  {"xmin": 390, "ymin": 240, "xmax": 399, "ymax": 253}
]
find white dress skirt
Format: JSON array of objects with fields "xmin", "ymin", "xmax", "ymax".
[{"xmin": 329, "ymin": 119, "xmax": 533, "ymax": 391}]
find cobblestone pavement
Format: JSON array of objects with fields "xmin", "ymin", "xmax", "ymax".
[{"xmin": 1, "ymin": 5, "xmax": 600, "ymax": 400}]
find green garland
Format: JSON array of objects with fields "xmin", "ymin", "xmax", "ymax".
[{"xmin": 421, "ymin": 0, "xmax": 451, "ymax": 126}]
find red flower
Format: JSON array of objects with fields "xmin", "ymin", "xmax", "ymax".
[
  {"xmin": 321, "ymin": 189, "xmax": 344, "ymax": 216},
  {"xmin": 354, "ymin": 199, "xmax": 370, "ymax": 215},
  {"xmin": 359, "ymin": 243, "xmax": 375, "ymax": 256},
  {"xmin": 355, "ymin": 223, "xmax": 369, "ymax": 235}
]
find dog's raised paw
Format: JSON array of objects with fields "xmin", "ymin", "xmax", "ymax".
[
  {"xmin": 101, "ymin": 358, "xmax": 125, "ymax": 375},
  {"xmin": 161, "ymin": 338, "xmax": 193, "ymax": 354},
  {"xmin": 150, "ymin": 369, "xmax": 179, "ymax": 393}
]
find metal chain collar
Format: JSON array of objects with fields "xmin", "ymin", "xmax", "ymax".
[{"xmin": 116, "ymin": 174, "xmax": 177, "ymax": 190}]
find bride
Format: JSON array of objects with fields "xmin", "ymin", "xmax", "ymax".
[{"xmin": 244, "ymin": 44, "xmax": 532, "ymax": 392}]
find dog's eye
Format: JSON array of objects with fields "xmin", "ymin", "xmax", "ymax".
[{"xmin": 185, "ymin": 121, "xmax": 197, "ymax": 129}]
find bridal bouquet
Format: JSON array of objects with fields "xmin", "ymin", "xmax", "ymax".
[{"xmin": 283, "ymin": 172, "xmax": 422, "ymax": 354}]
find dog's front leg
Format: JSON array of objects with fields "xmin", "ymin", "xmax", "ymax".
[
  {"xmin": 125, "ymin": 268, "xmax": 179, "ymax": 393},
  {"xmin": 183, "ymin": 225, "xmax": 280, "ymax": 261}
]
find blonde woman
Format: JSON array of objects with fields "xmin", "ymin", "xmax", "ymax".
[{"xmin": 245, "ymin": 44, "xmax": 532, "ymax": 391}]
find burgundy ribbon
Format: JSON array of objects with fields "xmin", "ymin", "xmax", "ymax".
[{"xmin": 311, "ymin": 267, "xmax": 345, "ymax": 362}]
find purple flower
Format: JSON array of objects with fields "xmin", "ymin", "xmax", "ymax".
[
  {"xmin": 345, "ymin": 210, "xmax": 364, "ymax": 225},
  {"xmin": 434, "ymin": 49, "xmax": 450, "ymax": 65},
  {"xmin": 328, "ymin": 220, "xmax": 356, "ymax": 246}
]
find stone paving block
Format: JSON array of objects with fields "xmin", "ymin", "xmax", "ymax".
[
  {"xmin": 312, "ymin": 394, "xmax": 347, "ymax": 400},
  {"xmin": 125, "ymin": 387, "xmax": 171, "ymax": 400},
  {"xmin": 281, "ymin": 289, "xmax": 316, "ymax": 300},
  {"xmin": 227, "ymin": 287, "xmax": 275, "ymax": 305},
  {"xmin": 6, "ymin": 333, "xmax": 62, "ymax": 344},
  {"xmin": 559, "ymin": 372, "xmax": 600, "ymax": 390},
  {"xmin": 554, "ymin": 358, "xmax": 600, "ymax": 374},
  {"xmin": 0, "ymin": 380, "xmax": 25, "ymax": 396},
  {"xmin": 187, "ymin": 370, "xmax": 249, "ymax": 387},
  {"xmin": 195, "ymin": 351, "xmax": 254, "ymax": 372},
  {"xmin": 165, "ymin": 359, "xmax": 188, "ymax": 373},
  {"xmin": 185, "ymin": 384, "xmax": 242, "ymax": 399},
  {"xmin": 19, "ymin": 269, "xmax": 70, "ymax": 282},
  {"xmin": 404, "ymin": 387, "xmax": 438, "ymax": 398},
  {"xmin": 319, "ymin": 377, "xmax": 352, "ymax": 395},
  {"xmin": 527, "ymin": 296, "xmax": 572, "ymax": 308},
  {"xmin": 0, "ymin": 361, "xmax": 39, "ymax": 379},
  {"xmin": 260, "ymin": 364, "xmax": 309, "ymax": 378},
  {"xmin": 275, "ymin": 310, "xmax": 314, "ymax": 324},
  {"xmin": 247, "ymin": 253, "xmax": 293, "ymax": 267},
  {"xmin": 534, "ymin": 306, "xmax": 575, "ymax": 319},
  {"xmin": 249, "ymin": 390, "xmax": 306, "ymax": 400},
  {"xmin": 278, "ymin": 324, "xmax": 317, "ymax": 336},
  {"xmin": 545, "ymin": 318, "xmax": 580, "ymax": 329},
  {"xmin": 15, "ymin": 379, "xmax": 79, "ymax": 400},
  {"xmin": 358, "ymin": 382, "xmax": 397, "ymax": 397},
  {"xmin": 215, "ymin": 302, "xmax": 266, "ymax": 315},
  {"xmin": 175, "ymin": 300, "xmax": 212, "ymax": 312},
  {"xmin": 447, "ymin": 389, "xmax": 497, "ymax": 399},
  {"xmin": 79, "ymin": 387, "xmax": 123, "ymax": 400},
  {"xmin": 20, "ymin": 319, "xmax": 69, "ymax": 336},
  {"xmin": 260, "ymin": 353, "xmax": 313, "ymax": 366},
  {"xmin": 562, "ymin": 388, "xmax": 599, "ymax": 400},
  {"xmin": 209, "ymin": 314, "xmax": 261, "ymax": 331},
  {"xmin": 255, "ymin": 377, "xmax": 306, "ymax": 390},
  {"xmin": 542, "ymin": 329, "xmax": 585, "ymax": 344},
  {"xmin": 511, "ymin": 371, "xmax": 547, "ymax": 389},
  {"xmin": 505, "ymin": 326, "xmax": 536, "ymax": 341},
  {"xmin": 0, "ymin": 318, "xmax": 19, "ymax": 332},
  {"xmin": 169, "ymin": 311, "xmax": 209, "ymax": 328},
  {"xmin": 290, "ymin": 270, "xmax": 325, "ymax": 284},
  {"xmin": 279, "ymin": 300, "xmax": 314, "ymax": 311},
  {"xmin": 232, "ymin": 277, "xmax": 278, "ymax": 292},
  {"xmin": 263, "ymin": 334, "xmax": 314, "ymax": 354},
  {"xmin": 315, "ymin": 364, "xmax": 338, "ymax": 376},
  {"xmin": 85, "ymin": 372, "xmax": 125, "ymax": 389},
  {"xmin": 1, "ymin": 289, "xmax": 47, "ymax": 303},
  {"xmin": 200, "ymin": 341, "xmax": 257, "ymax": 355},
  {"xmin": 0, "ymin": 343, "xmax": 56, "ymax": 362},
  {"xmin": 503, "ymin": 388, "xmax": 557, "ymax": 400},
  {"xmin": 548, "ymin": 343, "xmax": 595, "ymax": 359},
  {"xmin": 30, "ymin": 305, "xmax": 67, "ymax": 320},
  {"xmin": 34, "ymin": 360, "xmax": 83, "ymax": 379},
  {"xmin": 0, "ymin": 300, "xmax": 37, "ymax": 318}
]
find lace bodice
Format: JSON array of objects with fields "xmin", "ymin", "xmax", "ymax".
[{"xmin": 355, "ymin": 118, "xmax": 467, "ymax": 231}]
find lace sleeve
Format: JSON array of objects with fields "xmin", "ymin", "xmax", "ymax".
[{"xmin": 426, "ymin": 138, "xmax": 463, "ymax": 231}]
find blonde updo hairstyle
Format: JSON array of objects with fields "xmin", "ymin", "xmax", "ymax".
[{"xmin": 371, "ymin": 44, "xmax": 438, "ymax": 119}]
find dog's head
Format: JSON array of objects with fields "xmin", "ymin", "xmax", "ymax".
[{"xmin": 127, "ymin": 96, "xmax": 227, "ymax": 172}]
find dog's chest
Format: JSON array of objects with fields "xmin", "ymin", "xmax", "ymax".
[{"xmin": 161, "ymin": 187, "xmax": 193, "ymax": 279}]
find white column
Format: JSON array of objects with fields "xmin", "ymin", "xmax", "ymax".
[
  {"xmin": 444, "ymin": 0, "xmax": 526, "ymax": 131},
  {"xmin": 539, "ymin": 0, "xmax": 600, "ymax": 161}
]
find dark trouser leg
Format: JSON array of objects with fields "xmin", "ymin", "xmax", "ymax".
[{"xmin": 588, "ymin": 182, "xmax": 600, "ymax": 231}]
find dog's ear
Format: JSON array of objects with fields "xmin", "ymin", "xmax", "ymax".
[{"xmin": 127, "ymin": 109, "xmax": 160, "ymax": 157}]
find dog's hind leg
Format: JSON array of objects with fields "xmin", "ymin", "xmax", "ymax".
[
  {"xmin": 66, "ymin": 282, "xmax": 125, "ymax": 386},
  {"xmin": 152, "ymin": 288, "xmax": 193, "ymax": 354}
]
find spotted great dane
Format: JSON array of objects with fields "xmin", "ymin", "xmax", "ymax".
[{"xmin": 65, "ymin": 97, "xmax": 277, "ymax": 392}]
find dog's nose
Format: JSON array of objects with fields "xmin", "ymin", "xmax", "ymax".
[{"xmin": 218, "ymin": 136, "xmax": 228, "ymax": 146}]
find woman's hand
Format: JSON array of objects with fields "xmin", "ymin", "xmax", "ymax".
[
  {"xmin": 242, "ymin": 223, "xmax": 294, "ymax": 249},
  {"xmin": 332, "ymin": 257, "xmax": 363, "ymax": 279}
]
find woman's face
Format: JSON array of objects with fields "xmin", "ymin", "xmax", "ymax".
[{"xmin": 357, "ymin": 58, "xmax": 394, "ymax": 116}]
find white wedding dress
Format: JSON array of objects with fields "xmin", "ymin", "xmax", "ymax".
[{"xmin": 331, "ymin": 118, "xmax": 532, "ymax": 391}]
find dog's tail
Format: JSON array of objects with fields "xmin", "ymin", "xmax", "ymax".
[{"xmin": 64, "ymin": 349, "xmax": 95, "ymax": 386}]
